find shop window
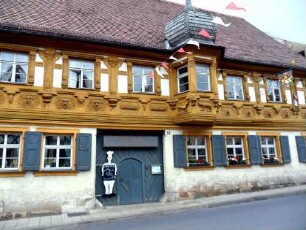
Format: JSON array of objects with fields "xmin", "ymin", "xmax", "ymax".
[
  {"xmin": 132, "ymin": 65, "xmax": 154, "ymax": 93},
  {"xmin": 43, "ymin": 134, "xmax": 73, "ymax": 169},
  {"xmin": 0, "ymin": 133, "xmax": 21, "ymax": 170},
  {"xmin": 0, "ymin": 51, "xmax": 28, "ymax": 84},
  {"xmin": 69, "ymin": 59, "xmax": 94, "ymax": 89},
  {"xmin": 227, "ymin": 76, "xmax": 244, "ymax": 100}
]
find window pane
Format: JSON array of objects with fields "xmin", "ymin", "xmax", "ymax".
[
  {"xmin": 0, "ymin": 148, "xmax": 3, "ymax": 158},
  {"xmin": 236, "ymin": 148, "xmax": 243, "ymax": 155},
  {"xmin": 269, "ymin": 147, "xmax": 275, "ymax": 154},
  {"xmin": 179, "ymin": 84, "xmax": 189, "ymax": 92},
  {"xmin": 188, "ymin": 149, "xmax": 196, "ymax": 158},
  {"xmin": 45, "ymin": 149, "xmax": 57, "ymax": 158},
  {"xmin": 7, "ymin": 134, "xmax": 20, "ymax": 144},
  {"xmin": 1, "ymin": 52, "xmax": 14, "ymax": 61},
  {"xmin": 59, "ymin": 159, "xmax": 71, "ymax": 167},
  {"xmin": 83, "ymin": 71, "xmax": 93, "ymax": 88},
  {"xmin": 144, "ymin": 84, "xmax": 153, "ymax": 93},
  {"xmin": 187, "ymin": 137, "xmax": 195, "ymax": 145},
  {"xmin": 60, "ymin": 136, "xmax": 71, "ymax": 145},
  {"xmin": 198, "ymin": 148, "xmax": 206, "ymax": 156},
  {"xmin": 267, "ymin": 138, "xmax": 274, "ymax": 145},
  {"xmin": 5, "ymin": 158, "xmax": 19, "ymax": 168},
  {"xmin": 69, "ymin": 70, "xmax": 80, "ymax": 88},
  {"xmin": 82, "ymin": 61, "xmax": 94, "ymax": 69},
  {"xmin": 60, "ymin": 149, "xmax": 71, "ymax": 158},
  {"xmin": 16, "ymin": 54, "xmax": 28, "ymax": 63},
  {"xmin": 227, "ymin": 148, "xmax": 234, "ymax": 157},
  {"xmin": 0, "ymin": 134, "xmax": 4, "ymax": 144},
  {"xmin": 178, "ymin": 67, "xmax": 187, "ymax": 75},
  {"xmin": 70, "ymin": 60, "xmax": 82, "ymax": 68},
  {"xmin": 197, "ymin": 137, "xmax": 206, "ymax": 145},
  {"xmin": 226, "ymin": 137, "xmax": 233, "ymax": 145},
  {"xmin": 234, "ymin": 138, "xmax": 242, "ymax": 145},
  {"xmin": 6, "ymin": 148, "xmax": 19, "ymax": 158},
  {"xmin": 44, "ymin": 158, "xmax": 56, "ymax": 167},
  {"xmin": 45, "ymin": 136, "xmax": 57, "ymax": 145}
]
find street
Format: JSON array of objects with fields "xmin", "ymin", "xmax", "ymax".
[{"xmin": 53, "ymin": 194, "xmax": 306, "ymax": 230}]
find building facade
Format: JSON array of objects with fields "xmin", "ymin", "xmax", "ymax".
[{"xmin": 0, "ymin": 0, "xmax": 306, "ymax": 217}]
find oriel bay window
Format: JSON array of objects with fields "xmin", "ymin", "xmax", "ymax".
[
  {"xmin": 0, "ymin": 51, "xmax": 28, "ymax": 84},
  {"xmin": 177, "ymin": 66, "xmax": 189, "ymax": 93},
  {"xmin": 133, "ymin": 65, "xmax": 154, "ymax": 93},
  {"xmin": 196, "ymin": 64, "xmax": 210, "ymax": 92},
  {"xmin": 43, "ymin": 135, "xmax": 73, "ymax": 169},
  {"xmin": 69, "ymin": 59, "xmax": 94, "ymax": 89},
  {"xmin": 0, "ymin": 133, "xmax": 21, "ymax": 170}
]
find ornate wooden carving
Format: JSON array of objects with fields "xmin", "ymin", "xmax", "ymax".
[
  {"xmin": 88, "ymin": 98, "xmax": 104, "ymax": 112},
  {"xmin": 55, "ymin": 97, "xmax": 76, "ymax": 110},
  {"xmin": 18, "ymin": 93, "xmax": 39, "ymax": 108},
  {"xmin": 149, "ymin": 103, "xmax": 167, "ymax": 112}
]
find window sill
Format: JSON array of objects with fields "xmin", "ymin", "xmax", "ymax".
[
  {"xmin": 33, "ymin": 171, "xmax": 79, "ymax": 176},
  {"xmin": 260, "ymin": 163, "xmax": 284, "ymax": 167},
  {"xmin": 0, "ymin": 171, "xmax": 25, "ymax": 177},
  {"xmin": 225, "ymin": 164, "xmax": 251, "ymax": 169},
  {"xmin": 185, "ymin": 166, "xmax": 214, "ymax": 171}
]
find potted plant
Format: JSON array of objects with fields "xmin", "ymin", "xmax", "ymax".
[{"xmin": 228, "ymin": 156, "xmax": 247, "ymax": 165}]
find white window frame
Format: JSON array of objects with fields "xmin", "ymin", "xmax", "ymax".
[
  {"xmin": 132, "ymin": 65, "xmax": 154, "ymax": 93},
  {"xmin": 68, "ymin": 59, "xmax": 94, "ymax": 89},
  {"xmin": 227, "ymin": 76, "xmax": 244, "ymax": 100},
  {"xmin": 43, "ymin": 134, "xmax": 73, "ymax": 170},
  {"xmin": 268, "ymin": 80, "xmax": 282, "ymax": 102},
  {"xmin": 0, "ymin": 133, "xmax": 21, "ymax": 170},
  {"xmin": 177, "ymin": 66, "xmax": 189, "ymax": 93},
  {"xmin": 0, "ymin": 51, "xmax": 28, "ymax": 84},
  {"xmin": 187, "ymin": 136, "xmax": 208, "ymax": 165},
  {"xmin": 226, "ymin": 136, "xmax": 245, "ymax": 159},
  {"xmin": 261, "ymin": 136, "xmax": 278, "ymax": 161},
  {"xmin": 196, "ymin": 64, "xmax": 211, "ymax": 92}
]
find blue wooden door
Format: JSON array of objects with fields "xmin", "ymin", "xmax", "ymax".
[{"xmin": 118, "ymin": 158, "xmax": 144, "ymax": 205}]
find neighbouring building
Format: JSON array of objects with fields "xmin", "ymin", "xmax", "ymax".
[{"xmin": 0, "ymin": 0, "xmax": 306, "ymax": 217}]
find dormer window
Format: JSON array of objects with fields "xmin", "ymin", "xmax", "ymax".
[{"xmin": 0, "ymin": 51, "xmax": 28, "ymax": 84}]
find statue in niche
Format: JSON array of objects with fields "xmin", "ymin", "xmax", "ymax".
[{"xmin": 101, "ymin": 151, "xmax": 117, "ymax": 195}]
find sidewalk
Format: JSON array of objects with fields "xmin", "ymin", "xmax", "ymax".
[{"xmin": 1, "ymin": 185, "xmax": 306, "ymax": 230}]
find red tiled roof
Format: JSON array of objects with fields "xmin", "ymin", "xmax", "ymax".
[{"xmin": 0, "ymin": 0, "xmax": 305, "ymax": 70}]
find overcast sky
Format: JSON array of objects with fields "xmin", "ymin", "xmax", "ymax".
[{"xmin": 168, "ymin": 0, "xmax": 306, "ymax": 44}]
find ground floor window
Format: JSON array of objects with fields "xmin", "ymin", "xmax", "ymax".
[
  {"xmin": 187, "ymin": 136, "xmax": 210, "ymax": 166},
  {"xmin": 43, "ymin": 135, "xmax": 73, "ymax": 169},
  {"xmin": 226, "ymin": 136, "xmax": 247, "ymax": 165},
  {"xmin": 261, "ymin": 136, "xmax": 279, "ymax": 164},
  {"xmin": 0, "ymin": 133, "xmax": 21, "ymax": 170}
]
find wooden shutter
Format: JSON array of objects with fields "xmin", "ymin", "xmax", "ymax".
[
  {"xmin": 212, "ymin": 135, "xmax": 226, "ymax": 166},
  {"xmin": 296, "ymin": 136, "xmax": 306, "ymax": 163},
  {"xmin": 173, "ymin": 135, "xmax": 187, "ymax": 168},
  {"xmin": 248, "ymin": 135, "xmax": 262, "ymax": 165},
  {"xmin": 76, "ymin": 133, "xmax": 92, "ymax": 171},
  {"xmin": 23, "ymin": 132, "xmax": 42, "ymax": 171},
  {"xmin": 280, "ymin": 136, "xmax": 291, "ymax": 164}
]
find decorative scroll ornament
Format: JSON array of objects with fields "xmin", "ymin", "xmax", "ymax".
[{"xmin": 278, "ymin": 70, "xmax": 293, "ymax": 86}]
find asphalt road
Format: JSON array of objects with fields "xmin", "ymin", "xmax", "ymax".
[{"xmin": 53, "ymin": 194, "xmax": 306, "ymax": 230}]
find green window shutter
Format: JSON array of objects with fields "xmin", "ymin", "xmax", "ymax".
[
  {"xmin": 76, "ymin": 133, "xmax": 92, "ymax": 171},
  {"xmin": 248, "ymin": 135, "xmax": 262, "ymax": 165},
  {"xmin": 173, "ymin": 135, "xmax": 187, "ymax": 168},
  {"xmin": 295, "ymin": 136, "xmax": 306, "ymax": 163},
  {"xmin": 280, "ymin": 136, "xmax": 291, "ymax": 164},
  {"xmin": 212, "ymin": 135, "xmax": 226, "ymax": 166},
  {"xmin": 23, "ymin": 132, "xmax": 42, "ymax": 171}
]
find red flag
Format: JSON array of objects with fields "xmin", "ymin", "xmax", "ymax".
[
  {"xmin": 198, "ymin": 29, "xmax": 213, "ymax": 38},
  {"xmin": 148, "ymin": 71, "xmax": 154, "ymax": 78},
  {"xmin": 177, "ymin": 48, "xmax": 186, "ymax": 53},
  {"xmin": 161, "ymin": 62, "xmax": 169, "ymax": 70},
  {"xmin": 225, "ymin": 2, "xmax": 246, "ymax": 12}
]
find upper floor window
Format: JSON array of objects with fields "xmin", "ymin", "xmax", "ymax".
[
  {"xmin": 187, "ymin": 136, "xmax": 210, "ymax": 166},
  {"xmin": 0, "ymin": 133, "xmax": 21, "ymax": 170},
  {"xmin": 196, "ymin": 64, "xmax": 210, "ymax": 92},
  {"xmin": 133, "ymin": 65, "xmax": 154, "ymax": 93},
  {"xmin": 268, "ymin": 80, "xmax": 282, "ymax": 102},
  {"xmin": 177, "ymin": 66, "xmax": 189, "ymax": 93},
  {"xmin": 227, "ymin": 76, "xmax": 244, "ymax": 100},
  {"xmin": 43, "ymin": 135, "xmax": 72, "ymax": 169},
  {"xmin": 0, "ymin": 51, "xmax": 28, "ymax": 84},
  {"xmin": 69, "ymin": 59, "xmax": 94, "ymax": 89}
]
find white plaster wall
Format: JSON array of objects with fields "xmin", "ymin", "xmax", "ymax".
[
  {"xmin": 163, "ymin": 129, "xmax": 306, "ymax": 198},
  {"xmin": 55, "ymin": 57, "xmax": 63, "ymax": 65},
  {"xmin": 101, "ymin": 61, "xmax": 107, "ymax": 69},
  {"xmin": 119, "ymin": 62, "xmax": 127, "ymax": 71},
  {"xmin": 161, "ymin": 79, "xmax": 170, "ymax": 96},
  {"xmin": 118, "ymin": 75, "xmax": 128, "ymax": 93},
  {"xmin": 297, "ymin": 91, "xmax": 305, "ymax": 105},
  {"xmin": 217, "ymin": 84, "xmax": 224, "ymax": 100},
  {"xmin": 285, "ymin": 89, "xmax": 292, "ymax": 104},
  {"xmin": 0, "ymin": 126, "xmax": 97, "ymax": 214},
  {"xmin": 100, "ymin": 73, "xmax": 109, "ymax": 92},
  {"xmin": 297, "ymin": 80, "xmax": 303, "ymax": 88},
  {"xmin": 260, "ymin": 88, "xmax": 266, "ymax": 103},
  {"xmin": 248, "ymin": 87, "xmax": 256, "ymax": 102},
  {"xmin": 35, "ymin": 53, "xmax": 43, "ymax": 63},
  {"xmin": 53, "ymin": 69, "xmax": 62, "ymax": 88},
  {"xmin": 34, "ymin": 66, "xmax": 44, "ymax": 87}
]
